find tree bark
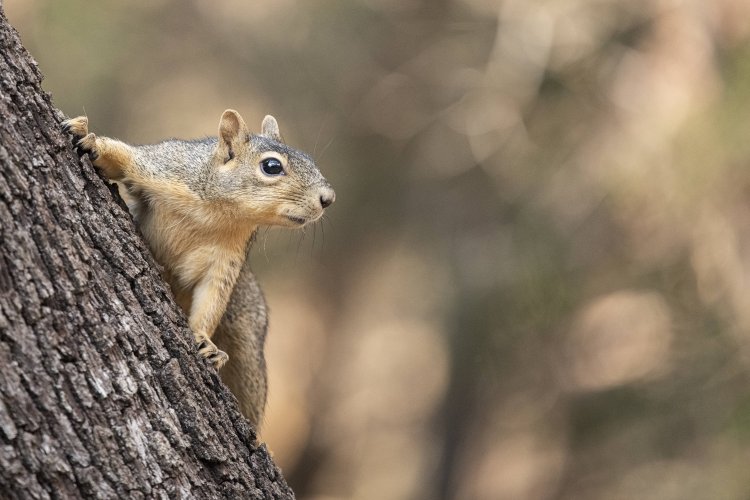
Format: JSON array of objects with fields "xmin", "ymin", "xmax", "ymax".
[{"xmin": 0, "ymin": 8, "xmax": 293, "ymax": 499}]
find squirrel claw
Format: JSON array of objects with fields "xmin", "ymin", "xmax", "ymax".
[
  {"xmin": 74, "ymin": 145, "xmax": 96, "ymax": 160},
  {"xmin": 196, "ymin": 336, "xmax": 228, "ymax": 369},
  {"xmin": 75, "ymin": 133, "xmax": 99, "ymax": 161},
  {"xmin": 208, "ymin": 350, "xmax": 228, "ymax": 369}
]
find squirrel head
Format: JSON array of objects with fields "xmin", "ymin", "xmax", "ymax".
[{"xmin": 210, "ymin": 109, "xmax": 335, "ymax": 227}]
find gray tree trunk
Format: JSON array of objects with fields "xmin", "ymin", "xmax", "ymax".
[{"xmin": 0, "ymin": 8, "xmax": 293, "ymax": 499}]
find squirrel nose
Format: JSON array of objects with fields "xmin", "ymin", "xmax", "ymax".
[{"xmin": 319, "ymin": 187, "xmax": 335, "ymax": 209}]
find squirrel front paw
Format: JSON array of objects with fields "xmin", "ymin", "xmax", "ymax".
[
  {"xmin": 61, "ymin": 115, "xmax": 89, "ymax": 137},
  {"xmin": 61, "ymin": 117, "xmax": 100, "ymax": 161},
  {"xmin": 74, "ymin": 133, "xmax": 100, "ymax": 161},
  {"xmin": 195, "ymin": 334, "xmax": 229, "ymax": 369}
]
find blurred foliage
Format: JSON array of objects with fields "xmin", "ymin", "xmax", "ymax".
[{"xmin": 7, "ymin": 0, "xmax": 750, "ymax": 498}]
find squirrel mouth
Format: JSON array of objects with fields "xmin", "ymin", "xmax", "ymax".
[{"xmin": 286, "ymin": 215, "xmax": 307, "ymax": 225}]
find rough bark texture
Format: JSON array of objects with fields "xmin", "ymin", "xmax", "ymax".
[{"xmin": 0, "ymin": 9, "xmax": 293, "ymax": 499}]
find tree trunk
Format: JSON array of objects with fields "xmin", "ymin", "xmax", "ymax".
[{"xmin": 0, "ymin": 8, "xmax": 293, "ymax": 499}]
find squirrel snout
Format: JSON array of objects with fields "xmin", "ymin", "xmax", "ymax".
[{"xmin": 319, "ymin": 187, "xmax": 335, "ymax": 209}]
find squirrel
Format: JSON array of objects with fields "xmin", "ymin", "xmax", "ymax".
[{"xmin": 61, "ymin": 110, "xmax": 335, "ymax": 428}]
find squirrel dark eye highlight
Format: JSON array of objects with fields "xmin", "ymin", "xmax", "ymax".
[{"xmin": 260, "ymin": 157, "xmax": 284, "ymax": 176}]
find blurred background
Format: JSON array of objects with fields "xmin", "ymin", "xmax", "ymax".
[{"xmin": 6, "ymin": 0, "xmax": 750, "ymax": 498}]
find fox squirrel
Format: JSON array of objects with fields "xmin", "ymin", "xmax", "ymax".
[{"xmin": 62, "ymin": 110, "xmax": 335, "ymax": 428}]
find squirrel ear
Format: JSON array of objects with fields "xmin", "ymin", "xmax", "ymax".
[
  {"xmin": 261, "ymin": 115, "xmax": 281, "ymax": 141},
  {"xmin": 219, "ymin": 109, "xmax": 249, "ymax": 147}
]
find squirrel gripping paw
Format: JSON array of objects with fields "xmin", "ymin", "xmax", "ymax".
[{"xmin": 62, "ymin": 110, "xmax": 334, "ymax": 427}]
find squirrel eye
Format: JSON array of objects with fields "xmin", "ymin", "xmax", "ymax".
[{"xmin": 260, "ymin": 157, "xmax": 284, "ymax": 176}]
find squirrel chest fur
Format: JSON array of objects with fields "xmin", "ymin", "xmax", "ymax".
[{"xmin": 62, "ymin": 110, "xmax": 335, "ymax": 428}]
